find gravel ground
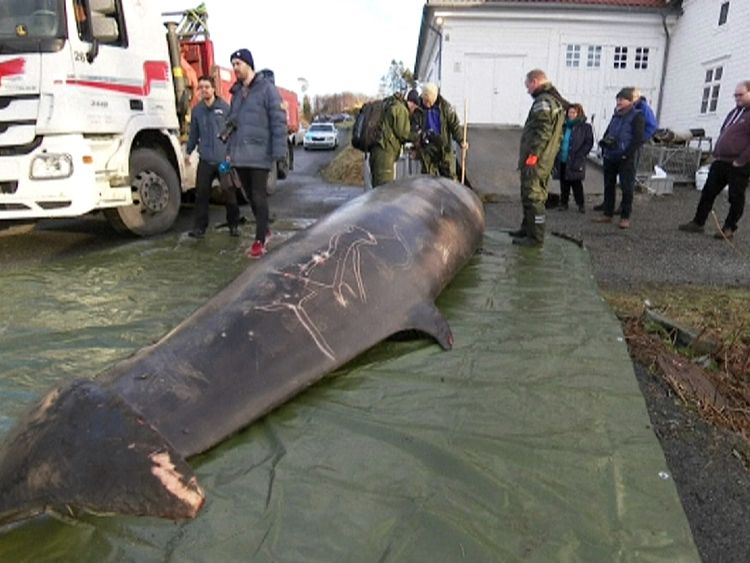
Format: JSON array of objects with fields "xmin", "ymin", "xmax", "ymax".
[{"xmin": 484, "ymin": 184, "xmax": 750, "ymax": 562}]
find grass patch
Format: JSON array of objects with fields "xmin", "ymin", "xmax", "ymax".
[
  {"xmin": 321, "ymin": 145, "xmax": 366, "ymax": 187},
  {"xmin": 603, "ymin": 285, "xmax": 750, "ymax": 445},
  {"xmin": 602, "ymin": 285, "xmax": 750, "ymax": 348}
]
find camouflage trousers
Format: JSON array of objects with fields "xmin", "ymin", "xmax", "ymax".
[
  {"xmin": 518, "ymin": 167, "xmax": 551, "ymax": 244},
  {"xmin": 369, "ymin": 147, "xmax": 399, "ymax": 187}
]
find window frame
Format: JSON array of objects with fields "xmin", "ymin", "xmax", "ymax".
[
  {"xmin": 614, "ymin": 46, "xmax": 628, "ymax": 70},
  {"xmin": 700, "ymin": 65, "xmax": 723, "ymax": 114}
]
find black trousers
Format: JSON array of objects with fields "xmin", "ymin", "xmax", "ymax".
[
  {"xmin": 559, "ymin": 163, "xmax": 584, "ymax": 207},
  {"xmin": 693, "ymin": 160, "xmax": 750, "ymax": 231},
  {"xmin": 193, "ymin": 159, "xmax": 240, "ymax": 231},
  {"xmin": 603, "ymin": 156, "xmax": 636, "ymax": 219},
  {"xmin": 235, "ymin": 167, "xmax": 270, "ymax": 242}
]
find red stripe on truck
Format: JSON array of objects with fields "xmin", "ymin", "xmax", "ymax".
[{"xmin": 66, "ymin": 61, "xmax": 170, "ymax": 96}]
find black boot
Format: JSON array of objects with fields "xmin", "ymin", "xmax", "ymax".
[{"xmin": 508, "ymin": 228, "xmax": 527, "ymax": 238}]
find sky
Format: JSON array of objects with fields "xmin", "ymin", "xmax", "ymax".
[{"xmin": 160, "ymin": 0, "xmax": 426, "ymax": 99}]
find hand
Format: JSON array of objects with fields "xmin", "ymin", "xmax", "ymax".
[
  {"xmin": 524, "ymin": 154, "xmax": 538, "ymax": 167},
  {"xmin": 460, "ymin": 141, "xmax": 469, "ymax": 150},
  {"xmin": 184, "ymin": 155, "xmax": 191, "ymax": 166}
]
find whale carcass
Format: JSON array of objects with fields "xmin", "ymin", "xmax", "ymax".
[{"xmin": 0, "ymin": 176, "xmax": 485, "ymax": 526}]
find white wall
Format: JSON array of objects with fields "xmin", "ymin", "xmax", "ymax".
[
  {"xmin": 660, "ymin": 0, "xmax": 750, "ymax": 141},
  {"xmin": 420, "ymin": 8, "xmax": 668, "ymax": 136}
]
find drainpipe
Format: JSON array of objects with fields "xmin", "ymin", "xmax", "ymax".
[{"xmin": 656, "ymin": 11, "xmax": 672, "ymax": 121}]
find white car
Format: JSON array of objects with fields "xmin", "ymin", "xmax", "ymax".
[{"xmin": 303, "ymin": 122, "xmax": 339, "ymax": 150}]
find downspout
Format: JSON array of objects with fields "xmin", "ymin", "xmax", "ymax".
[{"xmin": 656, "ymin": 11, "xmax": 672, "ymax": 121}]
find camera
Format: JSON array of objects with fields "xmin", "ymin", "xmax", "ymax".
[
  {"xmin": 599, "ymin": 135, "xmax": 617, "ymax": 150},
  {"xmin": 218, "ymin": 121, "xmax": 237, "ymax": 143}
]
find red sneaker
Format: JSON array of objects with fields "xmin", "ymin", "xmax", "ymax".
[{"xmin": 246, "ymin": 240, "xmax": 267, "ymax": 259}]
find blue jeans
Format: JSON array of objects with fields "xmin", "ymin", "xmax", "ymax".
[{"xmin": 603, "ymin": 156, "xmax": 636, "ymax": 219}]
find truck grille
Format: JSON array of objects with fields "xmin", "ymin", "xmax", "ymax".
[{"xmin": 0, "ymin": 181, "xmax": 18, "ymax": 194}]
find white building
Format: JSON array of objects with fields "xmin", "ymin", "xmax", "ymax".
[
  {"xmin": 414, "ymin": 0, "xmax": 750, "ymax": 144},
  {"xmin": 414, "ymin": 0, "xmax": 679, "ymax": 139},
  {"xmin": 659, "ymin": 0, "xmax": 750, "ymax": 141}
]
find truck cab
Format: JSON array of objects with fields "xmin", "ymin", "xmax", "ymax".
[{"xmin": 0, "ymin": 0, "xmax": 184, "ymax": 235}]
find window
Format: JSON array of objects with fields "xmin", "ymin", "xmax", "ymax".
[
  {"xmin": 614, "ymin": 46, "xmax": 628, "ymax": 69},
  {"xmin": 587, "ymin": 45, "xmax": 602, "ymax": 68},
  {"xmin": 718, "ymin": 2, "xmax": 730, "ymax": 25},
  {"xmin": 635, "ymin": 47, "xmax": 649, "ymax": 70},
  {"xmin": 566, "ymin": 44, "xmax": 581, "ymax": 68},
  {"xmin": 75, "ymin": 0, "xmax": 128, "ymax": 47},
  {"xmin": 701, "ymin": 66, "xmax": 723, "ymax": 114}
]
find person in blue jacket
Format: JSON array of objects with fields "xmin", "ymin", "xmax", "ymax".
[
  {"xmin": 226, "ymin": 48, "xmax": 287, "ymax": 258},
  {"xmin": 592, "ymin": 87, "xmax": 645, "ymax": 229},
  {"xmin": 185, "ymin": 76, "xmax": 235, "ymax": 238},
  {"xmin": 593, "ymin": 88, "xmax": 657, "ymax": 213}
]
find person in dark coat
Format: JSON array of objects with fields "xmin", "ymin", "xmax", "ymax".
[
  {"xmin": 225, "ymin": 48, "xmax": 287, "ymax": 259},
  {"xmin": 553, "ymin": 103, "xmax": 594, "ymax": 213}
]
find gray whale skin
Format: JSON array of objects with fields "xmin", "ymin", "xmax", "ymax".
[{"xmin": 0, "ymin": 175, "xmax": 484, "ymax": 526}]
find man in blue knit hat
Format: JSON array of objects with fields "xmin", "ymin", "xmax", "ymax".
[{"xmin": 225, "ymin": 48, "xmax": 287, "ymax": 258}]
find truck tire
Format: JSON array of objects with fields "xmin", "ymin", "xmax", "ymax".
[{"xmin": 104, "ymin": 148, "xmax": 181, "ymax": 236}]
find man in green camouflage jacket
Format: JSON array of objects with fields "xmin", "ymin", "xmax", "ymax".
[
  {"xmin": 511, "ymin": 69, "xmax": 567, "ymax": 247},
  {"xmin": 369, "ymin": 93, "xmax": 413, "ymax": 187},
  {"xmin": 413, "ymin": 83, "xmax": 467, "ymax": 180}
]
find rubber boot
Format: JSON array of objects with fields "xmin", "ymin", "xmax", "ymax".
[
  {"xmin": 513, "ymin": 208, "xmax": 544, "ymax": 247},
  {"xmin": 508, "ymin": 216, "xmax": 528, "ymax": 238}
]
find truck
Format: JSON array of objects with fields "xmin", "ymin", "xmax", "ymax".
[{"xmin": 0, "ymin": 1, "xmax": 299, "ymax": 236}]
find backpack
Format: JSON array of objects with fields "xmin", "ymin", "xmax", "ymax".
[{"xmin": 351, "ymin": 96, "xmax": 394, "ymax": 152}]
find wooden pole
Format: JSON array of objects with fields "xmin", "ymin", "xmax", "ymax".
[{"xmin": 461, "ymin": 99, "xmax": 468, "ymax": 185}]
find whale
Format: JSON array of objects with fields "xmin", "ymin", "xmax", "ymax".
[{"xmin": 0, "ymin": 175, "xmax": 485, "ymax": 526}]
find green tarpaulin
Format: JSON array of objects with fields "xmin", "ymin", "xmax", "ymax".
[{"xmin": 0, "ymin": 230, "xmax": 698, "ymax": 561}]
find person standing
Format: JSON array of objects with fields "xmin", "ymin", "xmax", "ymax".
[
  {"xmin": 226, "ymin": 48, "xmax": 287, "ymax": 258},
  {"xmin": 593, "ymin": 87, "xmax": 656, "ymax": 214},
  {"xmin": 369, "ymin": 92, "xmax": 412, "ymax": 187},
  {"xmin": 554, "ymin": 103, "xmax": 594, "ymax": 213},
  {"xmin": 510, "ymin": 69, "xmax": 567, "ymax": 247},
  {"xmin": 185, "ymin": 76, "xmax": 235, "ymax": 238},
  {"xmin": 679, "ymin": 81, "xmax": 750, "ymax": 240},
  {"xmin": 593, "ymin": 88, "xmax": 645, "ymax": 229},
  {"xmin": 414, "ymin": 83, "xmax": 467, "ymax": 180}
]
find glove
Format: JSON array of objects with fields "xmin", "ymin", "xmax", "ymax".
[{"xmin": 525, "ymin": 154, "xmax": 538, "ymax": 167}]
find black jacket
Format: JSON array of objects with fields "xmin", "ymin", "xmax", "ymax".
[{"xmin": 553, "ymin": 119, "xmax": 594, "ymax": 181}]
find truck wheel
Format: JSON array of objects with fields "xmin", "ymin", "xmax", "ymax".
[{"xmin": 104, "ymin": 148, "xmax": 181, "ymax": 236}]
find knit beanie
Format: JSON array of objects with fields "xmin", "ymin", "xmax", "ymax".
[
  {"xmin": 406, "ymin": 89, "xmax": 420, "ymax": 104},
  {"xmin": 230, "ymin": 48, "xmax": 254, "ymax": 70},
  {"xmin": 616, "ymin": 87, "xmax": 635, "ymax": 101}
]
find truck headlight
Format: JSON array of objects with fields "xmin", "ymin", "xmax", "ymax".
[{"xmin": 30, "ymin": 154, "xmax": 74, "ymax": 180}]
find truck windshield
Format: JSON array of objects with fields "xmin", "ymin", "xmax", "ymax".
[{"xmin": 0, "ymin": 0, "xmax": 65, "ymax": 46}]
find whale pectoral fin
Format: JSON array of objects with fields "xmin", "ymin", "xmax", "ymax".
[{"xmin": 405, "ymin": 302, "xmax": 454, "ymax": 350}]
